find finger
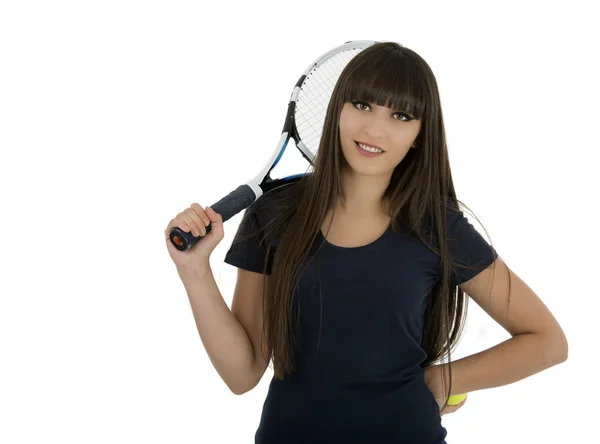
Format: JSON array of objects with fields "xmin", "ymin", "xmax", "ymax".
[
  {"xmin": 177, "ymin": 211, "xmax": 203, "ymax": 236},
  {"xmin": 446, "ymin": 398, "xmax": 467, "ymax": 414},
  {"xmin": 190, "ymin": 203, "xmax": 210, "ymax": 227},
  {"xmin": 166, "ymin": 215, "xmax": 196, "ymax": 237},
  {"xmin": 165, "ymin": 217, "xmax": 190, "ymax": 235},
  {"xmin": 176, "ymin": 215, "xmax": 195, "ymax": 233},
  {"xmin": 165, "ymin": 220, "xmax": 193, "ymax": 240},
  {"xmin": 183, "ymin": 207, "xmax": 206, "ymax": 235},
  {"xmin": 204, "ymin": 206, "xmax": 222, "ymax": 226}
]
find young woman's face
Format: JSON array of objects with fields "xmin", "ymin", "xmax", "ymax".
[{"xmin": 338, "ymin": 100, "xmax": 421, "ymax": 176}]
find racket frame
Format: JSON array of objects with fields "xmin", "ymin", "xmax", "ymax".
[{"xmin": 170, "ymin": 40, "xmax": 378, "ymax": 251}]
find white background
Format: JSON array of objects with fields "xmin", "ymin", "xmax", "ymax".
[{"xmin": 1, "ymin": 1, "xmax": 597, "ymax": 443}]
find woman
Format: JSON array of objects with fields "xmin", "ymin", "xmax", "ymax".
[{"xmin": 165, "ymin": 42, "xmax": 568, "ymax": 443}]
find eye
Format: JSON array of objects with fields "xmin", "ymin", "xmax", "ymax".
[
  {"xmin": 351, "ymin": 100, "xmax": 413, "ymax": 122},
  {"xmin": 351, "ymin": 100, "xmax": 370, "ymax": 111},
  {"xmin": 392, "ymin": 112, "xmax": 413, "ymax": 122}
]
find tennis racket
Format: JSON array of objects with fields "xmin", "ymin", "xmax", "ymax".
[{"xmin": 170, "ymin": 40, "xmax": 378, "ymax": 251}]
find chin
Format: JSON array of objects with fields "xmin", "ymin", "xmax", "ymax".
[
  {"xmin": 342, "ymin": 158, "xmax": 385, "ymax": 176},
  {"xmin": 340, "ymin": 148, "xmax": 382, "ymax": 172}
]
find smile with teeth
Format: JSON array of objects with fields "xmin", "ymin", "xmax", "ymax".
[{"xmin": 356, "ymin": 142, "xmax": 384, "ymax": 153}]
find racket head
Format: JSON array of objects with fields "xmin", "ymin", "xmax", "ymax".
[
  {"xmin": 170, "ymin": 41, "xmax": 382, "ymax": 252},
  {"xmin": 257, "ymin": 41, "xmax": 379, "ymax": 196},
  {"xmin": 291, "ymin": 41, "xmax": 378, "ymax": 164}
]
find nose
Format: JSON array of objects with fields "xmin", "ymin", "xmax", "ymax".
[{"xmin": 363, "ymin": 114, "xmax": 386, "ymax": 139}]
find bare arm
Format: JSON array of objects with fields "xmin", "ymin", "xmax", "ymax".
[{"xmin": 178, "ymin": 264, "xmax": 263, "ymax": 394}]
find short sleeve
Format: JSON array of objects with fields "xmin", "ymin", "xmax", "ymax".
[
  {"xmin": 446, "ymin": 206, "xmax": 498, "ymax": 286},
  {"xmin": 223, "ymin": 206, "xmax": 273, "ymax": 275}
]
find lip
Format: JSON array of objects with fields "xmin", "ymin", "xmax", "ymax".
[
  {"xmin": 355, "ymin": 141, "xmax": 384, "ymax": 157},
  {"xmin": 355, "ymin": 140, "xmax": 384, "ymax": 151}
]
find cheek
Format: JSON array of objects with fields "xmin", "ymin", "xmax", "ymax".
[
  {"xmin": 338, "ymin": 115, "xmax": 349, "ymax": 136},
  {"xmin": 338, "ymin": 114, "xmax": 357, "ymax": 143}
]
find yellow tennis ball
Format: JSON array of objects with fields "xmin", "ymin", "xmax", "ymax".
[{"xmin": 447, "ymin": 393, "xmax": 468, "ymax": 406}]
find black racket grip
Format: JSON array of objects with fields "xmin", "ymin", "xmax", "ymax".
[{"xmin": 169, "ymin": 184, "xmax": 258, "ymax": 252}]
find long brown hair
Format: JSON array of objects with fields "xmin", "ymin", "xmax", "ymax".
[{"xmin": 235, "ymin": 42, "xmax": 510, "ymax": 406}]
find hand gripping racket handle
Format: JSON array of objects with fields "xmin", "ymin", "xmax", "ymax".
[{"xmin": 169, "ymin": 184, "xmax": 257, "ymax": 252}]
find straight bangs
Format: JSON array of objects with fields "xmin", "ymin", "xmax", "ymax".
[{"xmin": 339, "ymin": 50, "xmax": 427, "ymax": 120}]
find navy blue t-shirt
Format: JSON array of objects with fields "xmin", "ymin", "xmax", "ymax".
[{"xmin": 224, "ymin": 182, "xmax": 498, "ymax": 444}]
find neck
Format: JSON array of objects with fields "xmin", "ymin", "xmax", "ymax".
[{"xmin": 338, "ymin": 166, "xmax": 392, "ymax": 215}]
